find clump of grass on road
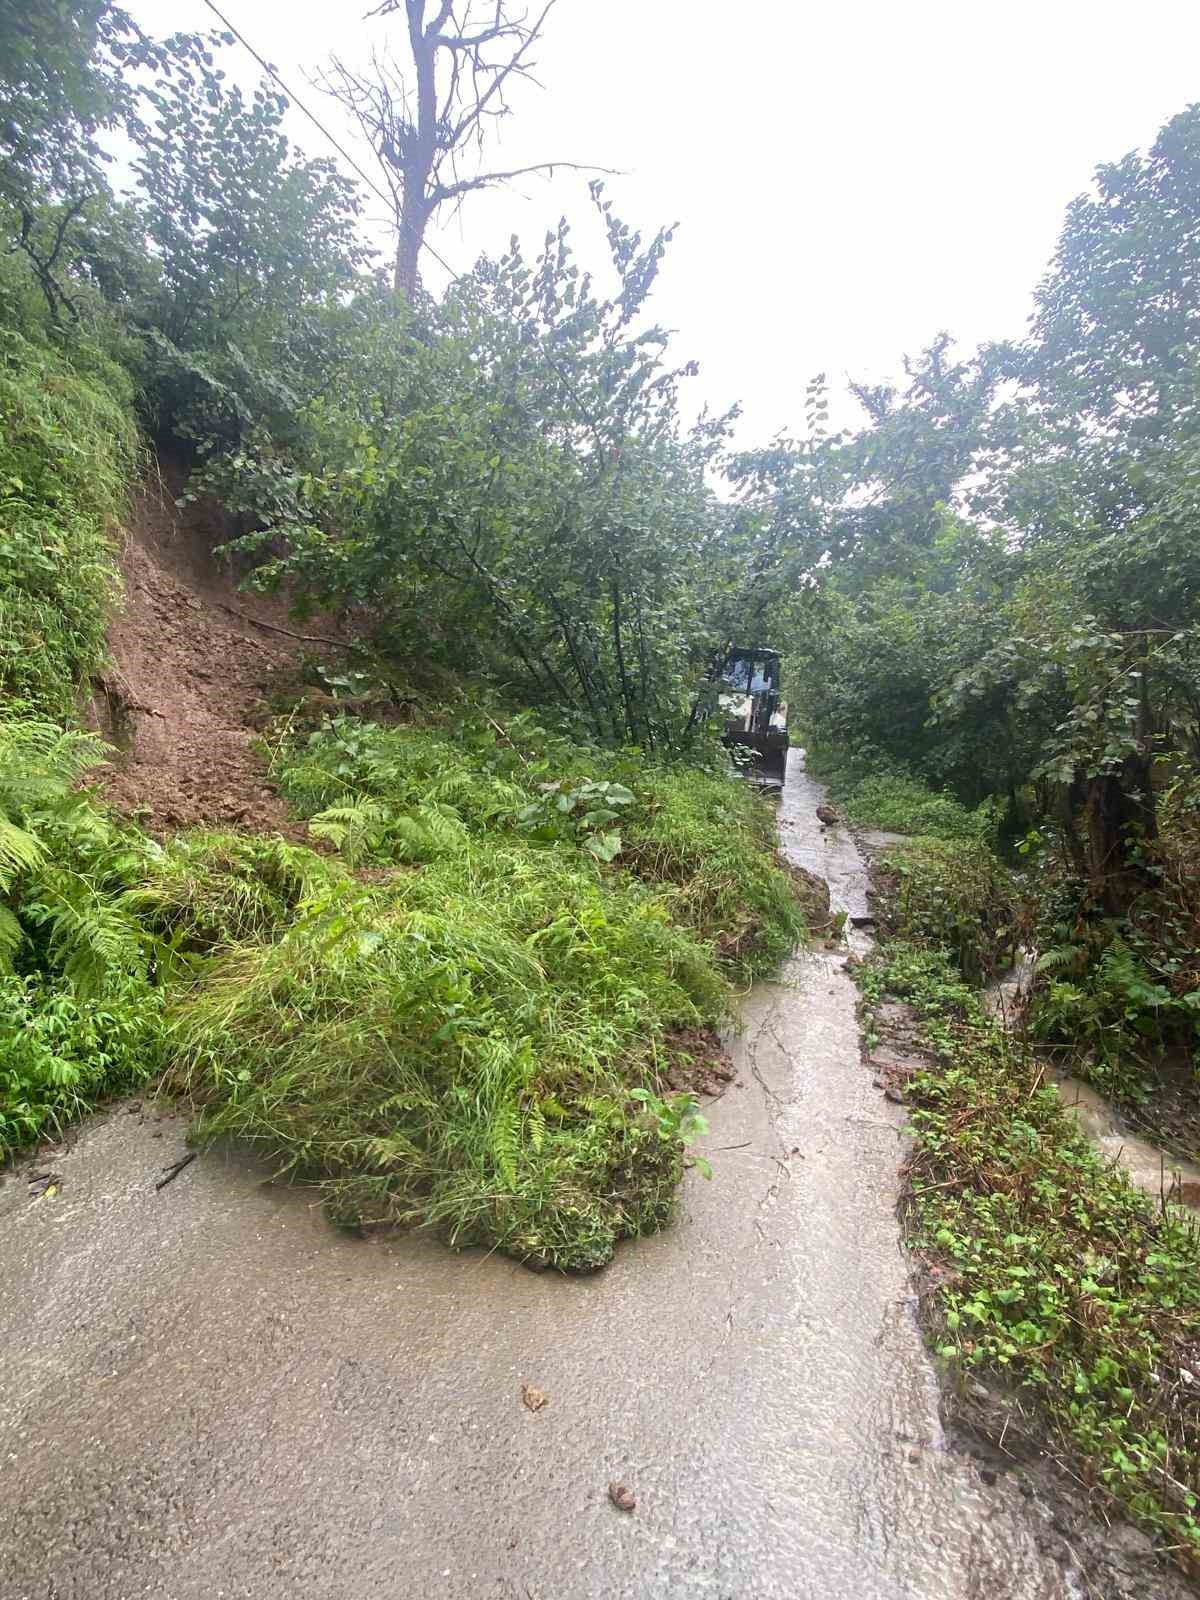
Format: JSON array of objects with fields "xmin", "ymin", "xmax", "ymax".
[
  {"xmin": 166, "ymin": 712, "xmax": 805, "ymax": 1268},
  {"xmin": 171, "ymin": 843, "xmax": 730, "ymax": 1270}
]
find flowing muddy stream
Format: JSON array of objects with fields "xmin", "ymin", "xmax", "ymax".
[
  {"xmin": 986, "ymin": 954, "xmax": 1200, "ymax": 1207},
  {"xmin": 1, "ymin": 755, "xmax": 1092, "ymax": 1599}
]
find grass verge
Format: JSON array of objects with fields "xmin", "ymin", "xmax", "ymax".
[
  {"xmin": 873, "ymin": 835, "xmax": 1023, "ymax": 985},
  {"xmin": 860, "ymin": 940, "xmax": 1200, "ymax": 1571},
  {"xmin": 801, "ymin": 743, "xmax": 995, "ymax": 844}
]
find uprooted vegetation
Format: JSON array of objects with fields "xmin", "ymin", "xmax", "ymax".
[
  {"xmin": 169, "ymin": 713, "xmax": 802, "ymax": 1268},
  {"xmin": 0, "ymin": 11, "xmax": 817, "ymax": 1273},
  {"xmin": 0, "ymin": 702, "xmax": 803, "ymax": 1269}
]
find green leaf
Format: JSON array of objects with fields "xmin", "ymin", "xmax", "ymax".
[{"xmin": 583, "ymin": 830, "xmax": 621, "ymax": 862}]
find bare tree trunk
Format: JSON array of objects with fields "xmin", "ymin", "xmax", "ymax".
[
  {"xmin": 322, "ymin": 2, "xmax": 605, "ymax": 303},
  {"xmin": 395, "ymin": 193, "xmax": 430, "ymax": 297}
]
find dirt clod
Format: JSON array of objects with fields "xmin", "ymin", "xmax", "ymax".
[
  {"xmin": 659, "ymin": 1026, "xmax": 735, "ymax": 1098},
  {"xmin": 520, "ymin": 1384, "xmax": 548, "ymax": 1412},
  {"xmin": 607, "ymin": 1481, "xmax": 636, "ymax": 1512}
]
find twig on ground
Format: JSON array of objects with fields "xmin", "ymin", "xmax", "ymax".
[
  {"xmin": 155, "ymin": 1152, "xmax": 197, "ymax": 1191},
  {"xmin": 216, "ymin": 603, "xmax": 344, "ymax": 649}
]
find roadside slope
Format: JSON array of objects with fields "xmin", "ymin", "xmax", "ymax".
[{"xmin": 92, "ymin": 464, "xmax": 342, "ymax": 834}]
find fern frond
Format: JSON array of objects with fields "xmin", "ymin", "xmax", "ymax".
[
  {"xmin": 0, "ymin": 722, "xmax": 109, "ymax": 813},
  {"xmin": 0, "ymin": 902, "xmax": 23, "ymax": 971},
  {"xmin": 1036, "ymin": 945, "xmax": 1077, "ymax": 974},
  {"xmin": 527, "ymin": 1100, "xmax": 547, "ymax": 1154},
  {"xmin": 0, "ymin": 817, "xmax": 46, "ymax": 891},
  {"xmin": 27, "ymin": 866, "xmax": 146, "ymax": 997},
  {"xmin": 490, "ymin": 1101, "xmax": 521, "ymax": 1187},
  {"xmin": 308, "ymin": 798, "xmax": 390, "ymax": 864}
]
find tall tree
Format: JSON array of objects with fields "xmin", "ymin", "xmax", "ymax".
[{"xmin": 320, "ymin": 1, "xmax": 600, "ymax": 297}]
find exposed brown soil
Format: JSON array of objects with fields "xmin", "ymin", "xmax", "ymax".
[
  {"xmin": 657, "ymin": 1025, "xmax": 735, "ymax": 1098},
  {"xmin": 90, "ymin": 463, "xmax": 347, "ymax": 835},
  {"xmin": 781, "ymin": 858, "xmax": 833, "ymax": 933}
]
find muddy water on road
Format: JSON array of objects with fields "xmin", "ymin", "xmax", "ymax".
[
  {"xmin": 0, "ymin": 753, "xmax": 1076, "ymax": 1600},
  {"xmin": 987, "ymin": 952, "xmax": 1200, "ymax": 1204}
]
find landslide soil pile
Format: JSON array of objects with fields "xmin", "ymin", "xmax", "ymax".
[{"xmin": 92, "ymin": 463, "xmax": 344, "ymax": 834}]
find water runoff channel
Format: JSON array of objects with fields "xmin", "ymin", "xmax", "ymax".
[{"xmin": 0, "ymin": 751, "xmax": 1104, "ymax": 1599}]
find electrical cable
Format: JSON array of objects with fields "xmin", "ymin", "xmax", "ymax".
[{"xmin": 198, "ymin": 0, "xmax": 463, "ymax": 281}]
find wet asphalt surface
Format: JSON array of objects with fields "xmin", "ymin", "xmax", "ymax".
[{"xmin": 0, "ymin": 756, "xmax": 1082, "ymax": 1599}]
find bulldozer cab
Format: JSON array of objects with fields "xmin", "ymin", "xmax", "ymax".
[{"xmin": 719, "ymin": 646, "xmax": 789, "ymax": 788}]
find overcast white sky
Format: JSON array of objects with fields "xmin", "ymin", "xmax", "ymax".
[{"xmin": 129, "ymin": 0, "xmax": 1200, "ymax": 440}]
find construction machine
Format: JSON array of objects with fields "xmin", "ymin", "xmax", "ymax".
[{"xmin": 719, "ymin": 645, "xmax": 789, "ymax": 788}]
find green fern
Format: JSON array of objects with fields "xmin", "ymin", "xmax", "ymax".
[
  {"xmin": 526, "ymin": 1100, "xmax": 547, "ymax": 1154},
  {"xmin": 1036, "ymin": 944, "xmax": 1079, "ymax": 974},
  {"xmin": 24, "ymin": 864, "xmax": 148, "ymax": 997},
  {"xmin": 490, "ymin": 1101, "xmax": 521, "ymax": 1187},
  {"xmin": 307, "ymin": 797, "xmax": 391, "ymax": 864},
  {"xmin": 0, "ymin": 903, "xmax": 23, "ymax": 971},
  {"xmin": 0, "ymin": 817, "xmax": 45, "ymax": 892}
]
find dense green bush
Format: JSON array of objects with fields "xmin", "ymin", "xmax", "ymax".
[
  {"xmin": 0, "ymin": 973, "xmax": 162, "ymax": 1152},
  {"xmin": 1027, "ymin": 868, "xmax": 1200, "ymax": 1108},
  {"xmin": 0, "ymin": 706, "xmax": 806, "ymax": 1269},
  {"xmin": 0, "ymin": 718, "xmax": 163, "ymax": 1147}
]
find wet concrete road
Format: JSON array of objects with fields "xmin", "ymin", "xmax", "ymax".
[{"xmin": 0, "ymin": 755, "xmax": 1077, "ymax": 1599}]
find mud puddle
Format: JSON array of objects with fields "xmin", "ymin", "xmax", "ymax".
[{"xmin": 1, "ymin": 753, "xmax": 1097, "ymax": 1599}]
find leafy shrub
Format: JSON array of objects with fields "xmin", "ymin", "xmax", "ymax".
[
  {"xmin": 842, "ymin": 772, "xmax": 996, "ymax": 842},
  {"xmin": 0, "ymin": 719, "xmax": 152, "ymax": 991},
  {"xmin": 1028, "ymin": 866, "xmax": 1200, "ymax": 1107},
  {"xmin": 874, "ymin": 837, "xmax": 1021, "ymax": 984},
  {"xmin": 0, "ymin": 330, "xmax": 138, "ymax": 715},
  {"xmin": 0, "ymin": 717, "xmax": 166, "ymax": 1149},
  {"xmin": 0, "ymin": 974, "xmax": 163, "ymax": 1153}
]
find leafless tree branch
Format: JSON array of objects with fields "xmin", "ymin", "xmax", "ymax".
[{"xmin": 326, "ymin": 0, "xmax": 609, "ymax": 297}]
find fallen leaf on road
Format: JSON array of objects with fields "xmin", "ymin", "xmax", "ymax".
[
  {"xmin": 608, "ymin": 1481, "xmax": 636, "ymax": 1512},
  {"xmin": 521, "ymin": 1383, "xmax": 548, "ymax": 1412}
]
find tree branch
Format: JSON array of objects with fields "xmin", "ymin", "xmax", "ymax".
[{"xmin": 434, "ymin": 159, "xmax": 617, "ymax": 202}]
